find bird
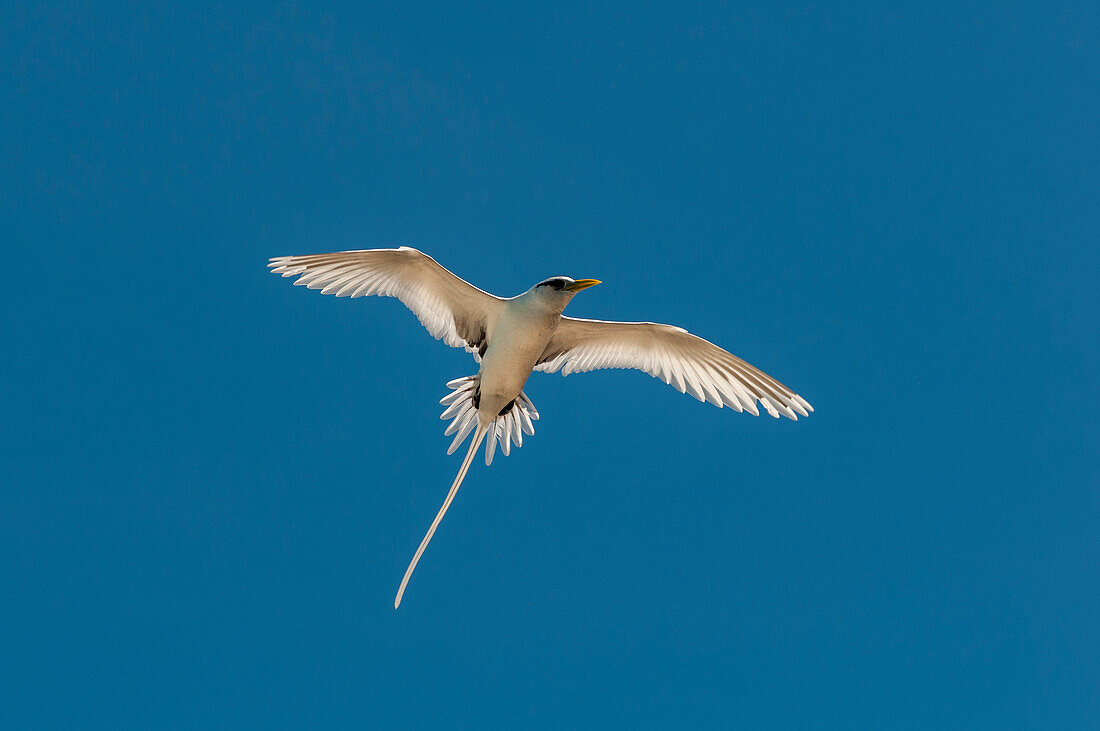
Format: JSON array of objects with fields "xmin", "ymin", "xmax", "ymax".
[{"xmin": 268, "ymin": 247, "xmax": 813, "ymax": 608}]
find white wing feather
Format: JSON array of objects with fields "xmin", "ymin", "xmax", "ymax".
[
  {"xmin": 268, "ymin": 247, "xmax": 503, "ymax": 356},
  {"xmin": 537, "ymin": 317, "xmax": 813, "ymax": 420}
]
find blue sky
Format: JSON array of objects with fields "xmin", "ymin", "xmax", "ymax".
[{"xmin": 2, "ymin": 1, "xmax": 1097, "ymax": 727}]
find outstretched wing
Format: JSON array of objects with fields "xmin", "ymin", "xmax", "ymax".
[
  {"xmin": 536, "ymin": 317, "xmax": 813, "ymax": 419},
  {"xmin": 268, "ymin": 247, "xmax": 504, "ymax": 356}
]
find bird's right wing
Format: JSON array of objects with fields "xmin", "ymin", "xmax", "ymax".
[
  {"xmin": 536, "ymin": 317, "xmax": 813, "ymax": 419},
  {"xmin": 268, "ymin": 247, "xmax": 504, "ymax": 356}
]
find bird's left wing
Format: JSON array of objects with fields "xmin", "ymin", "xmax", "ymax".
[
  {"xmin": 268, "ymin": 247, "xmax": 504, "ymax": 356},
  {"xmin": 536, "ymin": 317, "xmax": 813, "ymax": 419}
]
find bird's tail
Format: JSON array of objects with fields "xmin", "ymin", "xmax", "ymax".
[
  {"xmin": 440, "ymin": 375, "xmax": 539, "ymax": 465},
  {"xmin": 393, "ymin": 375, "xmax": 542, "ymax": 608},
  {"xmin": 394, "ymin": 419, "xmax": 489, "ymax": 609}
]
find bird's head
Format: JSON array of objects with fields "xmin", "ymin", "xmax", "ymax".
[{"xmin": 527, "ymin": 276, "xmax": 601, "ymax": 311}]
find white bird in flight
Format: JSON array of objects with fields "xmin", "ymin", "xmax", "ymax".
[{"xmin": 269, "ymin": 247, "xmax": 813, "ymax": 608}]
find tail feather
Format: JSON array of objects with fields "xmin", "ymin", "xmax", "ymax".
[
  {"xmin": 446, "ymin": 411, "xmax": 478, "ymax": 454},
  {"xmin": 440, "ymin": 375, "xmax": 538, "ymax": 463},
  {"xmin": 395, "ymin": 421, "xmax": 489, "ymax": 609},
  {"xmin": 499, "ymin": 416, "xmax": 512, "ymax": 457},
  {"xmin": 485, "ymin": 421, "xmax": 499, "ymax": 465}
]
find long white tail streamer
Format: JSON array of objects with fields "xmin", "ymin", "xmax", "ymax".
[
  {"xmin": 394, "ymin": 376, "xmax": 543, "ymax": 608},
  {"xmin": 395, "ymin": 421, "xmax": 489, "ymax": 609}
]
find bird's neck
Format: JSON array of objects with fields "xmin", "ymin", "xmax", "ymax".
[{"xmin": 513, "ymin": 289, "xmax": 570, "ymax": 316}]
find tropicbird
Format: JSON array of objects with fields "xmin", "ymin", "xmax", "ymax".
[{"xmin": 268, "ymin": 247, "xmax": 813, "ymax": 608}]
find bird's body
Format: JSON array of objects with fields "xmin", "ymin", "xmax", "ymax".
[
  {"xmin": 269, "ymin": 247, "xmax": 812, "ymax": 607},
  {"xmin": 476, "ymin": 293, "xmax": 557, "ymax": 419}
]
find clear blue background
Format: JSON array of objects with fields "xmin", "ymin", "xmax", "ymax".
[{"xmin": 2, "ymin": 1, "xmax": 1097, "ymax": 727}]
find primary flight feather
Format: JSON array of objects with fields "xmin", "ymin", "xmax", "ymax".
[{"xmin": 268, "ymin": 247, "xmax": 812, "ymax": 607}]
